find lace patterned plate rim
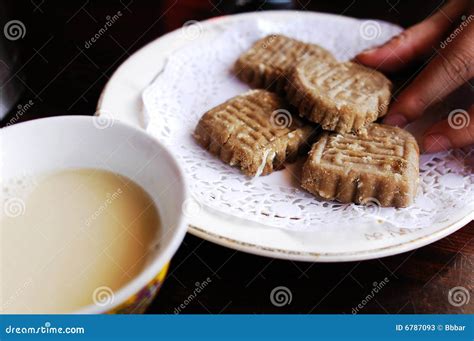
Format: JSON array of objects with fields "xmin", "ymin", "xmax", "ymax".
[{"xmin": 97, "ymin": 10, "xmax": 474, "ymax": 261}]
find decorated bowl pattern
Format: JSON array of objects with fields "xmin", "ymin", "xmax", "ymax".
[{"xmin": 108, "ymin": 263, "xmax": 169, "ymax": 314}]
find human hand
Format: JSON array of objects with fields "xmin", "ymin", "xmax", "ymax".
[{"xmin": 355, "ymin": 0, "xmax": 474, "ymax": 153}]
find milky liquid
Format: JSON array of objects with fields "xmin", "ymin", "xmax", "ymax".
[{"xmin": 1, "ymin": 169, "xmax": 160, "ymax": 313}]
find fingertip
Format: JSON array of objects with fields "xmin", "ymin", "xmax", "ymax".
[
  {"xmin": 355, "ymin": 47, "xmax": 383, "ymax": 66},
  {"xmin": 422, "ymin": 133, "xmax": 452, "ymax": 153},
  {"xmin": 383, "ymin": 113, "xmax": 408, "ymax": 128},
  {"xmin": 356, "ymin": 47, "xmax": 378, "ymax": 59},
  {"xmin": 355, "ymin": 47, "xmax": 407, "ymax": 73}
]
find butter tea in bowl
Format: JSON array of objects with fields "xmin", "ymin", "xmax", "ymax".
[{"xmin": 0, "ymin": 116, "xmax": 188, "ymax": 314}]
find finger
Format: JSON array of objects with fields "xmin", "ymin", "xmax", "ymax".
[
  {"xmin": 383, "ymin": 20, "xmax": 474, "ymax": 127},
  {"xmin": 423, "ymin": 106, "xmax": 474, "ymax": 153},
  {"xmin": 355, "ymin": 0, "xmax": 471, "ymax": 72}
]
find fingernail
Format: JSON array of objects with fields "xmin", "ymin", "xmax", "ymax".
[
  {"xmin": 383, "ymin": 114, "xmax": 407, "ymax": 127},
  {"xmin": 423, "ymin": 134, "xmax": 452, "ymax": 153},
  {"xmin": 359, "ymin": 47, "xmax": 377, "ymax": 55}
]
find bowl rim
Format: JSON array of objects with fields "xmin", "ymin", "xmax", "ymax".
[{"xmin": 2, "ymin": 115, "xmax": 189, "ymax": 314}]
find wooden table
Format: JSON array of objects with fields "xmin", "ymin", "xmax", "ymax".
[
  {"xmin": 148, "ymin": 224, "xmax": 473, "ymax": 314},
  {"xmin": 2, "ymin": 0, "xmax": 472, "ymax": 314}
]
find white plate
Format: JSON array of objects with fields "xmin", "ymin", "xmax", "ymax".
[{"xmin": 97, "ymin": 10, "xmax": 474, "ymax": 262}]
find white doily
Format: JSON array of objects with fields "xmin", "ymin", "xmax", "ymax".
[{"xmin": 143, "ymin": 16, "xmax": 474, "ymax": 230}]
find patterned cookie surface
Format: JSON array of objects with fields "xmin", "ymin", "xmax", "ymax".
[
  {"xmin": 302, "ymin": 123, "xmax": 419, "ymax": 207},
  {"xmin": 234, "ymin": 34, "xmax": 335, "ymax": 94},
  {"xmin": 194, "ymin": 90, "xmax": 318, "ymax": 176},
  {"xmin": 287, "ymin": 58, "xmax": 392, "ymax": 133}
]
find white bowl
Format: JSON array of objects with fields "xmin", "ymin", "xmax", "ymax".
[{"xmin": 1, "ymin": 115, "xmax": 188, "ymax": 313}]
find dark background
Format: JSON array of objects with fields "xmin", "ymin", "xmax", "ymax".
[
  {"xmin": 1, "ymin": 0, "xmax": 472, "ymax": 313},
  {"xmin": 0, "ymin": 0, "xmax": 450, "ymax": 125}
]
